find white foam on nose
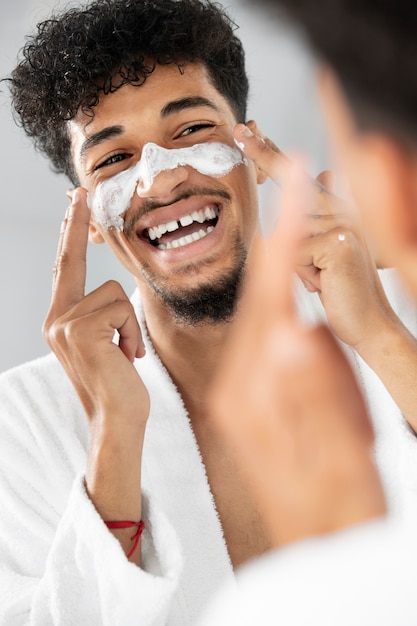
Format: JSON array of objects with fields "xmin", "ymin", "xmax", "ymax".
[{"xmin": 88, "ymin": 141, "xmax": 247, "ymax": 230}]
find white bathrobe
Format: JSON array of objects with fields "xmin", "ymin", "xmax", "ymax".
[
  {"xmin": 197, "ymin": 269, "xmax": 417, "ymax": 626},
  {"xmin": 0, "ymin": 269, "xmax": 416, "ymax": 625},
  {"xmin": 197, "ymin": 516, "xmax": 417, "ymax": 626}
]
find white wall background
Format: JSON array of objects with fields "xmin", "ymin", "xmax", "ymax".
[{"xmin": 0, "ymin": 0, "xmax": 328, "ymax": 372}]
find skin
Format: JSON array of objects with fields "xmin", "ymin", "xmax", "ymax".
[
  {"xmin": 44, "ymin": 62, "xmax": 269, "ymax": 567},
  {"xmin": 316, "ymin": 66, "xmax": 417, "ymax": 300},
  {"xmin": 314, "ymin": 70, "xmax": 417, "ymax": 433},
  {"xmin": 232, "ymin": 121, "xmax": 417, "ymax": 431},
  {"xmin": 208, "ymin": 80, "xmax": 417, "ymax": 546},
  {"xmin": 43, "ymin": 58, "xmax": 415, "ymax": 565},
  {"xmin": 209, "ymin": 155, "xmax": 386, "ymax": 545}
]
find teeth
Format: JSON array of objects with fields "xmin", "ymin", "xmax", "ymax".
[
  {"xmin": 147, "ymin": 206, "xmax": 218, "ymax": 241},
  {"xmin": 158, "ymin": 226, "xmax": 214, "ymax": 250},
  {"xmin": 166, "ymin": 220, "xmax": 178, "ymax": 232},
  {"xmin": 179, "ymin": 214, "xmax": 193, "ymax": 227},
  {"xmin": 191, "ymin": 210, "xmax": 206, "ymax": 224}
]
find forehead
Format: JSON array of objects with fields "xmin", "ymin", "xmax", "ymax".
[{"xmin": 69, "ymin": 62, "xmax": 236, "ymax": 153}]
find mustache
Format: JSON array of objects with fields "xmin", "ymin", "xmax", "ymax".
[{"xmin": 123, "ymin": 185, "xmax": 232, "ymax": 234}]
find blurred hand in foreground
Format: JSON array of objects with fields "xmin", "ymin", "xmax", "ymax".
[{"xmin": 208, "ymin": 149, "xmax": 386, "ymax": 547}]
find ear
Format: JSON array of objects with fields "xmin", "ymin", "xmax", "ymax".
[
  {"xmin": 88, "ymin": 219, "xmax": 105, "ymax": 244},
  {"xmin": 245, "ymin": 119, "xmax": 269, "ymax": 185},
  {"xmin": 359, "ymin": 137, "xmax": 417, "ymax": 295},
  {"xmin": 350, "ymin": 133, "xmax": 417, "ymax": 266}
]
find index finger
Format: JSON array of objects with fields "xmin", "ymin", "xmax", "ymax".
[
  {"xmin": 235, "ymin": 122, "xmax": 352, "ymax": 223},
  {"xmin": 51, "ymin": 187, "xmax": 90, "ymax": 315},
  {"xmin": 234, "ymin": 121, "xmax": 289, "ymax": 184},
  {"xmin": 269, "ymin": 155, "xmax": 313, "ymax": 319},
  {"xmin": 245, "ymin": 155, "xmax": 311, "ymax": 323}
]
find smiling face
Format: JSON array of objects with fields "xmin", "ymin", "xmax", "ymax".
[{"xmin": 69, "ymin": 62, "xmax": 263, "ymax": 324}]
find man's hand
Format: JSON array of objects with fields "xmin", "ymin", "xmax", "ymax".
[
  {"xmin": 235, "ymin": 121, "xmax": 417, "ymax": 433},
  {"xmin": 209, "ymin": 156, "xmax": 386, "ymax": 547},
  {"xmin": 235, "ymin": 121, "xmax": 397, "ymax": 353},
  {"xmin": 43, "ymin": 188, "xmax": 149, "ymax": 562}
]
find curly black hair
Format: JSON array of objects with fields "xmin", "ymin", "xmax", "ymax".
[
  {"xmin": 8, "ymin": 0, "xmax": 248, "ymax": 186},
  {"xmin": 255, "ymin": 0, "xmax": 417, "ymax": 146}
]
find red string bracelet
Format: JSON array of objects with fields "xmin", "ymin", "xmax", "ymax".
[{"xmin": 105, "ymin": 520, "xmax": 145, "ymax": 558}]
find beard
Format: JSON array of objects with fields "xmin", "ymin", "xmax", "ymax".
[
  {"xmin": 141, "ymin": 234, "xmax": 247, "ymax": 325},
  {"xmin": 124, "ymin": 184, "xmax": 249, "ymax": 324}
]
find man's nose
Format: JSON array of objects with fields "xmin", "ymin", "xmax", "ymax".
[{"xmin": 136, "ymin": 166, "xmax": 189, "ymax": 199}]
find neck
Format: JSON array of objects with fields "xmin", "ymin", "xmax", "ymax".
[
  {"xmin": 138, "ymin": 280, "xmax": 274, "ymax": 567},
  {"xmin": 141, "ymin": 287, "xmax": 233, "ymax": 425}
]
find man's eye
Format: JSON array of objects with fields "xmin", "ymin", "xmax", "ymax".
[
  {"xmin": 95, "ymin": 153, "xmax": 130, "ymax": 170},
  {"xmin": 180, "ymin": 123, "xmax": 214, "ymax": 137}
]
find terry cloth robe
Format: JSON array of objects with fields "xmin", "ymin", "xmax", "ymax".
[
  {"xmin": 0, "ymin": 268, "xmax": 417, "ymax": 625},
  {"xmin": 197, "ymin": 516, "xmax": 417, "ymax": 626},
  {"xmin": 197, "ymin": 270, "xmax": 417, "ymax": 626},
  {"xmin": 0, "ymin": 294, "xmax": 232, "ymax": 626}
]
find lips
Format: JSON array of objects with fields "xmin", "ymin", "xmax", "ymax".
[{"xmin": 143, "ymin": 205, "xmax": 220, "ymax": 250}]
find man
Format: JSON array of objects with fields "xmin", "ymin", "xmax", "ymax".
[
  {"xmin": 196, "ymin": 1, "xmax": 417, "ymax": 624},
  {"xmin": 1, "ymin": 0, "xmax": 417, "ymax": 624}
]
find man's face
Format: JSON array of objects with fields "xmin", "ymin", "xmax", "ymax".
[{"xmin": 69, "ymin": 62, "xmax": 262, "ymax": 323}]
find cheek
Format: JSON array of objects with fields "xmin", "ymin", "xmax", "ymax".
[{"xmin": 97, "ymin": 229, "xmax": 140, "ymax": 275}]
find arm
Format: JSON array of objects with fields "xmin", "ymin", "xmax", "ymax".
[
  {"xmin": 43, "ymin": 188, "xmax": 149, "ymax": 564},
  {"xmin": 0, "ymin": 358, "xmax": 181, "ymax": 625},
  {"xmin": 208, "ymin": 153, "xmax": 385, "ymax": 547},
  {"xmin": 352, "ymin": 298, "xmax": 417, "ymax": 435},
  {"xmin": 235, "ymin": 122, "xmax": 417, "ymax": 432},
  {"xmin": 0, "ymin": 188, "xmax": 182, "ymax": 624}
]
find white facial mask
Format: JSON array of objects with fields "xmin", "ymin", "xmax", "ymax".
[{"xmin": 89, "ymin": 141, "xmax": 247, "ymax": 230}]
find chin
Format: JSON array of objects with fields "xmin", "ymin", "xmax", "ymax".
[{"xmin": 151, "ymin": 254, "xmax": 247, "ymax": 325}]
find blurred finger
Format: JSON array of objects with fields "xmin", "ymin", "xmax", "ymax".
[
  {"xmin": 315, "ymin": 169, "xmax": 336, "ymax": 192},
  {"xmin": 234, "ymin": 122, "xmax": 289, "ymax": 184},
  {"xmin": 269, "ymin": 155, "xmax": 315, "ymax": 319}
]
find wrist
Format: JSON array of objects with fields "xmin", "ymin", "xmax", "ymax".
[
  {"xmin": 86, "ymin": 429, "xmax": 144, "ymax": 520},
  {"xmin": 353, "ymin": 312, "xmax": 404, "ymax": 364},
  {"xmin": 91, "ymin": 413, "xmax": 147, "ymax": 447},
  {"xmin": 104, "ymin": 520, "xmax": 145, "ymax": 560}
]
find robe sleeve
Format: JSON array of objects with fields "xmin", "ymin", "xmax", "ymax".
[{"xmin": 0, "ymin": 358, "xmax": 182, "ymax": 626}]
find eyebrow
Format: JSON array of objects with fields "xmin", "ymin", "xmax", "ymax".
[
  {"xmin": 160, "ymin": 96, "xmax": 221, "ymax": 118},
  {"xmin": 80, "ymin": 125, "xmax": 124, "ymax": 162},
  {"xmin": 79, "ymin": 97, "xmax": 220, "ymax": 162}
]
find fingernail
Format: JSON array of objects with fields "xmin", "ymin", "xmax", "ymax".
[
  {"xmin": 237, "ymin": 124, "xmax": 254, "ymax": 138},
  {"xmin": 66, "ymin": 188, "xmax": 74, "ymax": 201},
  {"xmin": 71, "ymin": 188, "xmax": 82, "ymax": 203},
  {"xmin": 234, "ymin": 137, "xmax": 245, "ymax": 151}
]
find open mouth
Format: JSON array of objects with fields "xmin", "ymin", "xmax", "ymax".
[{"xmin": 143, "ymin": 205, "xmax": 220, "ymax": 250}]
